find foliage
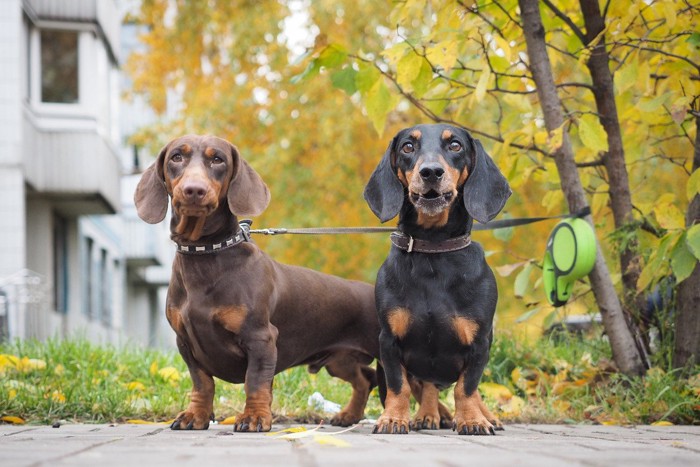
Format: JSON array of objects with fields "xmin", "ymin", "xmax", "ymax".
[
  {"xmin": 1, "ymin": 338, "xmax": 697, "ymax": 426},
  {"xmin": 125, "ymin": 1, "xmax": 700, "ymax": 340}
]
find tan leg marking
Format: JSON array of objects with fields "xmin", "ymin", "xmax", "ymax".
[
  {"xmin": 387, "ymin": 307, "xmax": 413, "ymax": 339},
  {"xmin": 453, "ymin": 373, "xmax": 495, "ymax": 435},
  {"xmin": 235, "ymin": 385, "xmax": 273, "ymax": 432},
  {"xmin": 213, "ymin": 305, "xmax": 248, "ymax": 334},
  {"xmin": 166, "ymin": 306, "xmax": 184, "ymax": 334},
  {"xmin": 172, "ymin": 366, "xmax": 215, "ymax": 430},
  {"xmin": 412, "ymin": 381, "xmax": 442, "ymax": 430},
  {"xmin": 374, "ymin": 367, "xmax": 411, "ymax": 434},
  {"xmin": 453, "ymin": 317, "xmax": 479, "ymax": 346}
]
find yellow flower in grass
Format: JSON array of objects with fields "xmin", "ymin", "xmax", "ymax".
[
  {"xmin": 158, "ymin": 367, "xmax": 180, "ymax": 383},
  {"xmin": 126, "ymin": 381, "xmax": 146, "ymax": 392},
  {"xmin": 45, "ymin": 390, "xmax": 66, "ymax": 403}
]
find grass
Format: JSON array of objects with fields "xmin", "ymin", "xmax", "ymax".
[{"xmin": 1, "ymin": 334, "xmax": 698, "ymax": 426}]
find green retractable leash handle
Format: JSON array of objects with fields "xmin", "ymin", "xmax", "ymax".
[{"xmin": 543, "ymin": 207, "xmax": 596, "ymax": 307}]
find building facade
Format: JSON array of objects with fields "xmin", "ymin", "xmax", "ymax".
[{"xmin": 0, "ymin": 0, "xmax": 173, "ymax": 347}]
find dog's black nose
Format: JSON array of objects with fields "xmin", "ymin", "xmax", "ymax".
[
  {"xmin": 419, "ymin": 164, "xmax": 445, "ymax": 182},
  {"xmin": 182, "ymin": 181, "xmax": 207, "ymax": 202}
]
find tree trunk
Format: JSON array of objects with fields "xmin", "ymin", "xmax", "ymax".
[
  {"xmin": 578, "ymin": 0, "xmax": 642, "ymax": 312},
  {"xmin": 674, "ymin": 115, "xmax": 700, "ymax": 369},
  {"xmin": 519, "ymin": 0, "xmax": 646, "ymax": 376}
]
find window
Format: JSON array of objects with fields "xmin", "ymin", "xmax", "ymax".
[
  {"xmin": 52, "ymin": 215, "xmax": 69, "ymax": 314},
  {"xmin": 40, "ymin": 29, "xmax": 79, "ymax": 104},
  {"xmin": 83, "ymin": 237, "xmax": 94, "ymax": 319},
  {"xmin": 100, "ymin": 249, "xmax": 111, "ymax": 326}
]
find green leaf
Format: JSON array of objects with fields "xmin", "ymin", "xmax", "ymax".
[
  {"xmin": 330, "ymin": 67, "xmax": 358, "ymax": 95},
  {"xmin": 687, "ymin": 169, "xmax": 700, "ymax": 200},
  {"xmin": 364, "ymin": 80, "xmax": 397, "ymax": 135},
  {"xmin": 686, "ymin": 224, "xmax": 700, "ymax": 260},
  {"xmin": 411, "ymin": 60, "xmax": 434, "ymax": 98},
  {"xmin": 687, "ymin": 32, "xmax": 700, "ymax": 48},
  {"xmin": 396, "ymin": 52, "xmax": 424, "ymax": 91},
  {"xmin": 290, "ymin": 60, "xmax": 320, "ymax": 84},
  {"xmin": 637, "ymin": 232, "xmax": 682, "ymax": 291},
  {"xmin": 316, "ymin": 46, "xmax": 347, "ymax": 69},
  {"xmin": 542, "ymin": 310, "xmax": 559, "ymax": 331},
  {"xmin": 514, "ymin": 262, "xmax": 534, "ymax": 298},
  {"xmin": 614, "ymin": 59, "xmax": 638, "ymax": 93},
  {"xmin": 493, "ymin": 214, "xmax": 514, "ymax": 242},
  {"xmin": 637, "ymin": 93, "xmax": 669, "ymax": 113},
  {"xmin": 578, "ymin": 114, "xmax": 608, "ymax": 153},
  {"xmin": 671, "ymin": 235, "xmax": 698, "ymax": 284},
  {"xmin": 355, "ymin": 63, "xmax": 381, "ymax": 94},
  {"xmin": 516, "ymin": 307, "xmax": 541, "ymax": 323}
]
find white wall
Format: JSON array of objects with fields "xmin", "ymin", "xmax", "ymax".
[{"xmin": 0, "ymin": 0, "xmax": 26, "ymax": 278}]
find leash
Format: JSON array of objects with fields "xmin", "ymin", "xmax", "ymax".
[{"xmin": 245, "ymin": 207, "xmax": 591, "ymax": 236}]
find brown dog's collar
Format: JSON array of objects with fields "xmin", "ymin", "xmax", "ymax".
[
  {"xmin": 390, "ymin": 231, "xmax": 472, "ymax": 254},
  {"xmin": 175, "ymin": 229, "xmax": 247, "ymax": 255}
]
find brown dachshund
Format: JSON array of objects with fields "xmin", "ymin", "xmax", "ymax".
[{"xmin": 134, "ymin": 135, "xmax": 380, "ymax": 431}]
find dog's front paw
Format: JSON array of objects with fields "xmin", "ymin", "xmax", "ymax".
[
  {"xmin": 372, "ymin": 413, "xmax": 411, "ymax": 434},
  {"xmin": 330, "ymin": 410, "xmax": 362, "ymax": 427},
  {"xmin": 170, "ymin": 409, "xmax": 213, "ymax": 430},
  {"xmin": 452, "ymin": 413, "xmax": 495, "ymax": 435},
  {"xmin": 234, "ymin": 410, "xmax": 272, "ymax": 432},
  {"xmin": 412, "ymin": 410, "xmax": 441, "ymax": 430}
]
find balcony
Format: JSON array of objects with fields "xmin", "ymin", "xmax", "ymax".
[{"xmin": 23, "ymin": 121, "xmax": 121, "ymax": 215}]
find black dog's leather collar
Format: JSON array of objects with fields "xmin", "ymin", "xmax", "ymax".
[
  {"xmin": 175, "ymin": 229, "xmax": 247, "ymax": 255},
  {"xmin": 390, "ymin": 231, "xmax": 472, "ymax": 254}
]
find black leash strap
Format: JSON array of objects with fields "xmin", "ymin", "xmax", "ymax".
[{"xmin": 246, "ymin": 206, "xmax": 591, "ymax": 236}]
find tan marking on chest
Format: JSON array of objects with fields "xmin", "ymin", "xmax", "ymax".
[
  {"xmin": 213, "ymin": 305, "xmax": 248, "ymax": 334},
  {"xmin": 166, "ymin": 306, "xmax": 184, "ymax": 334},
  {"xmin": 453, "ymin": 317, "xmax": 479, "ymax": 345},
  {"xmin": 387, "ymin": 307, "xmax": 413, "ymax": 339},
  {"xmin": 416, "ymin": 210, "xmax": 451, "ymax": 228}
]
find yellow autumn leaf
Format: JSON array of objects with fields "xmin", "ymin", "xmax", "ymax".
[
  {"xmin": 313, "ymin": 435, "xmax": 351, "ymax": 447},
  {"xmin": 548, "ymin": 126, "xmax": 564, "ymax": 152},
  {"xmin": 652, "ymin": 420, "xmax": 674, "ymax": 426},
  {"xmin": 553, "ymin": 399, "xmax": 571, "ymax": 413},
  {"xmin": 653, "ymin": 203, "xmax": 685, "ymax": 230},
  {"xmin": 498, "ymin": 395, "xmax": 525, "ymax": 416},
  {"xmin": 1, "ymin": 416, "xmax": 25, "ymax": 425},
  {"xmin": 480, "ymin": 382, "xmax": 513, "ymax": 401},
  {"xmin": 149, "ymin": 361, "xmax": 158, "ymax": 376},
  {"xmin": 474, "ymin": 66, "xmax": 491, "ymax": 103},
  {"xmin": 267, "ymin": 426, "xmax": 309, "ymax": 436},
  {"xmin": 127, "ymin": 419, "xmax": 159, "ymax": 424},
  {"xmin": 425, "ymin": 40, "xmax": 458, "ymax": 71},
  {"xmin": 220, "ymin": 416, "xmax": 237, "ymax": 425},
  {"xmin": 578, "ymin": 114, "xmax": 608, "ymax": 153},
  {"xmin": 157, "ymin": 367, "xmax": 180, "ymax": 382},
  {"xmin": 687, "ymin": 169, "xmax": 700, "ymax": 201}
]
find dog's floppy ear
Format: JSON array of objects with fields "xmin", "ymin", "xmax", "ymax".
[
  {"xmin": 226, "ymin": 143, "xmax": 271, "ymax": 217},
  {"xmin": 462, "ymin": 139, "xmax": 512, "ymax": 223},
  {"xmin": 134, "ymin": 144, "xmax": 169, "ymax": 224},
  {"xmin": 364, "ymin": 137, "xmax": 404, "ymax": 223}
]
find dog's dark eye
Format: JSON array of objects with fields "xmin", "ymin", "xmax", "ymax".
[
  {"xmin": 211, "ymin": 156, "xmax": 224, "ymax": 165},
  {"xmin": 401, "ymin": 142, "xmax": 415, "ymax": 154},
  {"xmin": 171, "ymin": 153, "xmax": 183, "ymax": 162},
  {"xmin": 448, "ymin": 141, "xmax": 462, "ymax": 152}
]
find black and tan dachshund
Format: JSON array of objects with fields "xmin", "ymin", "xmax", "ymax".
[{"xmin": 364, "ymin": 123, "xmax": 512, "ymax": 435}]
